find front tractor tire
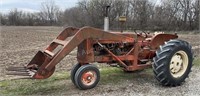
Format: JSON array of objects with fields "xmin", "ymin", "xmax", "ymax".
[
  {"xmin": 71, "ymin": 63, "xmax": 81, "ymax": 85},
  {"xmin": 74, "ymin": 64, "xmax": 100, "ymax": 90},
  {"xmin": 153, "ymin": 39, "xmax": 193, "ymax": 86}
]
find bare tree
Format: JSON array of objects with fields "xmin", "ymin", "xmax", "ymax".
[
  {"xmin": 78, "ymin": 0, "xmax": 113, "ymax": 27},
  {"xmin": 197, "ymin": 0, "xmax": 200, "ymax": 32},
  {"xmin": 0, "ymin": 13, "xmax": 7, "ymax": 25},
  {"xmin": 130, "ymin": 0, "xmax": 153, "ymax": 29},
  {"xmin": 77, "ymin": 0, "xmax": 131, "ymax": 29},
  {"xmin": 39, "ymin": 0, "xmax": 60, "ymax": 25},
  {"xmin": 7, "ymin": 9, "xmax": 24, "ymax": 25},
  {"xmin": 63, "ymin": 7, "xmax": 89, "ymax": 27}
]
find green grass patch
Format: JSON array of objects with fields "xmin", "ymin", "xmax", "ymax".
[
  {"xmin": 193, "ymin": 58, "xmax": 200, "ymax": 67},
  {"xmin": 0, "ymin": 71, "xmax": 70, "ymax": 96},
  {"xmin": 100, "ymin": 67, "xmax": 140, "ymax": 84},
  {"xmin": 0, "ymin": 67, "xmax": 151, "ymax": 95}
]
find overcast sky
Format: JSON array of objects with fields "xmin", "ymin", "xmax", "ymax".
[{"xmin": 0, "ymin": 0, "xmax": 78, "ymax": 13}]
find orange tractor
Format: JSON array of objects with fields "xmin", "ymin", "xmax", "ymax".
[{"xmin": 7, "ymin": 26, "xmax": 193, "ymax": 90}]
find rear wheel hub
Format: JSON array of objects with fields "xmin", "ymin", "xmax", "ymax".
[{"xmin": 170, "ymin": 51, "xmax": 188, "ymax": 78}]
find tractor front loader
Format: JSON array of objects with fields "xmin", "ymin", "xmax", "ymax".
[{"xmin": 7, "ymin": 26, "xmax": 193, "ymax": 90}]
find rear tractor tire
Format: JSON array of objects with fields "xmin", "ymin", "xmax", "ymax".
[
  {"xmin": 74, "ymin": 64, "xmax": 100, "ymax": 90},
  {"xmin": 153, "ymin": 39, "xmax": 193, "ymax": 86}
]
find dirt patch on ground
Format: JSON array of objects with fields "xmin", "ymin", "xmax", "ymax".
[{"xmin": 0, "ymin": 26, "xmax": 200, "ymax": 95}]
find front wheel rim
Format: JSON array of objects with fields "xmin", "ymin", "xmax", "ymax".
[
  {"xmin": 81, "ymin": 71, "xmax": 97, "ymax": 86},
  {"xmin": 169, "ymin": 50, "xmax": 189, "ymax": 78}
]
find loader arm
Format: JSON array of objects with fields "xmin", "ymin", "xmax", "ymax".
[{"xmin": 44, "ymin": 27, "xmax": 134, "ymax": 71}]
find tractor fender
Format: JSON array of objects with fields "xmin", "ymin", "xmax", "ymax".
[{"xmin": 149, "ymin": 34, "xmax": 178, "ymax": 50}]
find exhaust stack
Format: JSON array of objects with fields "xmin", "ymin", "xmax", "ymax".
[
  {"xmin": 104, "ymin": 17, "xmax": 109, "ymax": 31},
  {"xmin": 104, "ymin": 5, "xmax": 110, "ymax": 31}
]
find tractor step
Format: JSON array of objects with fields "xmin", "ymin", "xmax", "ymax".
[
  {"xmin": 44, "ymin": 50, "xmax": 55, "ymax": 57},
  {"xmin": 53, "ymin": 39, "xmax": 68, "ymax": 45}
]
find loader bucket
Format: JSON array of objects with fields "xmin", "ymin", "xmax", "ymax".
[{"xmin": 7, "ymin": 51, "xmax": 55, "ymax": 79}]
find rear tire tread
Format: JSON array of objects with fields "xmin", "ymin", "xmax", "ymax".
[{"xmin": 153, "ymin": 39, "xmax": 193, "ymax": 86}]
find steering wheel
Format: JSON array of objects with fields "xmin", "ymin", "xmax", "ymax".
[{"xmin": 141, "ymin": 30, "xmax": 148, "ymax": 38}]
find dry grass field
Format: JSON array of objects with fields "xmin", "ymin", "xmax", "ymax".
[{"xmin": 0, "ymin": 26, "xmax": 200, "ymax": 96}]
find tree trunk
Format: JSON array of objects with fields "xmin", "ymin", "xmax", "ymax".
[{"xmin": 199, "ymin": 0, "xmax": 200, "ymax": 31}]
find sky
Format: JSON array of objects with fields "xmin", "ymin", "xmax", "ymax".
[{"xmin": 0, "ymin": 0, "xmax": 79, "ymax": 14}]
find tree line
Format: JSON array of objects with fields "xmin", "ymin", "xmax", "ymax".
[
  {"xmin": 0, "ymin": 0, "xmax": 63, "ymax": 26},
  {"xmin": 0, "ymin": 0, "xmax": 199, "ymax": 31}
]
